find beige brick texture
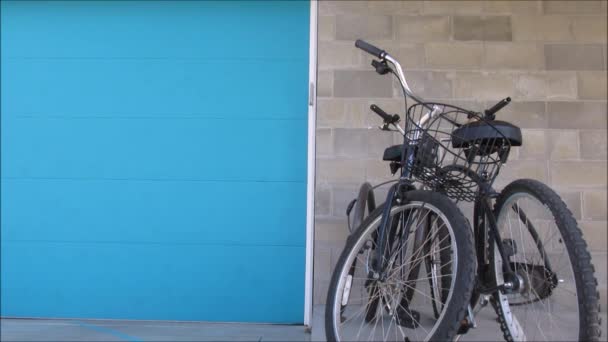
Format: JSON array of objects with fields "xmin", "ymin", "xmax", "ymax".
[
  {"xmin": 584, "ymin": 190, "xmax": 608, "ymax": 220},
  {"xmin": 578, "ymin": 71, "xmax": 608, "ymax": 100},
  {"xmin": 546, "ymin": 72, "xmax": 578, "ymax": 100},
  {"xmin": 452, "ymin": 72, "xmax": 515, "ymax": 100},
  {"xmin": 400, "ymin": 71, "xmax": 453, "ymax": 99},
  {"xmin": 318, "ymin": 15, "xmax": 335, "ymax": 41},
  {"xmin": 571, "ymin": 16, "xmax": 608, "ymax": 43},
  {"xmin": 335, "ymin": 15, "xmax": 393, "ymax": 40},
  {"xmin": 483, "ymin": 43, "xmax": 545, "ymax": 69},
  {"xmin": 396, "ymin": 15, "xmax": 451, "ymax": 42},
  {"xmin": 548, "ymin": 130, "xmax": 580, "ymax": 160},
  {"xmin": 318, "ymin": 41, "xmax": 362, "ymax": 69},
  {"xmin": 512, "ymin": 15, "xmax": 575, "ymax": 42},
  {"xmin": 316, "ymin": 128, "xmax": 333, "ymax": 157},
  {"xmin": 423, "ymin": 1, "xmax": 484, "ymax": 15},
  {"xmin": 483, "ymin": 1, "xmax": 542, "ymax": 14},
  {"xmin": 314, "ymin": 0, "xmax": 608, "ymax": 304},
  {"xmin": 580, "ymin": 130, "xmax": 608, "ymax": 160},
  {"xmin": 551, "ymin": 161, "xmax": 607, "ymax": 187},
  {"xmin": 518, "ymin": 129, "xmax": 546, "ymax": 159},
  {"xmin": 426, "ymin": 42, "xmax": 483, "ymax": 69},
  {"xmin": 548, "ymin": 102, "xmax": 607, "ymax": 129},
  {"xmin": 334, "ymin": 70, "xmax": 393, "ymax": 97},
  {"xmin": 545, "ymin": 44, "xmax": 605, "ymax": 71},
  {"xmin": 317, "ymin": 70, "xmax": 333, "ymax": 97},
  {"xmin": 453, "ymin": 16, "xmax": 512, "ymax": 41},
  {"xmin": 387, "ymin": 43, "xmax": 426, "ymax": 69},
  {"xmin": 543, "ymin": 1, "xmax": 605, "ymax": 14},
  {"xmin": 315, "ymin": 184, "xmax": 331, "ymax": 217},
  {"xmin": 499, "ymin": 102, "xmax": 547, "ymax": 128}
]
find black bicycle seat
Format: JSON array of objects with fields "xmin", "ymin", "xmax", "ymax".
[
  {"xmin": 451, "ymin": 120, "xmax": 522, "ymax": 149},
  {"xmin": 382, "ymin": 145, "xmax": 402, "ymax": 161}
]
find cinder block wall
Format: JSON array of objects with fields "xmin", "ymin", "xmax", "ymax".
[{"xmin": 314, "ymin": 0, "xmax": 607, "ymax": 304}]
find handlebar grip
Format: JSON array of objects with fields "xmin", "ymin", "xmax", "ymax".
[
  {"xmin": 355, "ymin": 39, "xmax": 385, "ymax": 58},
  {"xmin": 485, "ymin": 97, "xmax": 511, "ymax": 118},
  {"xmin": 370, "ymin": 104, "xmax": 392, "ymax": 121}
]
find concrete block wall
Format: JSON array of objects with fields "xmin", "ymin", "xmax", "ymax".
[{"xmin": 314, "ymin": 0, "xmax": 607, "ymax": 305}]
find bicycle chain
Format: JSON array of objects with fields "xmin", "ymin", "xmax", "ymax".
[{"xmin": 490, "ymin": 295, "xmax": 515, "ymax": 342}]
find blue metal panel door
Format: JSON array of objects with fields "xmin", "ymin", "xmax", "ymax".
[{"xmin": 1, "ymin": 1, "xmax": 310, "ymax": 323}]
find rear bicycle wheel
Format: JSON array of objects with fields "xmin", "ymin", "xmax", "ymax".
[
  {"xmin": 491, "ymin": 179, "xmax": 601, "ymax": 341},
  {"xmin": 325, "ymin": 190, "xmax": 476, "ymax": 341}
]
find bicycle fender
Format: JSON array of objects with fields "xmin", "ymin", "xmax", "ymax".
[{"xmin": 351, "ymin": 182, "xmax": 376, "ymax": 232}]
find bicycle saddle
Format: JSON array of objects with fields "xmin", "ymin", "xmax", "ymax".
[
  {"xmin": 383, "ymin": 145, "xmax": 403, "ymax": 161},
  {"xmin": 451, "ymin": 120, "xmax": 522, "ymax": 149}
]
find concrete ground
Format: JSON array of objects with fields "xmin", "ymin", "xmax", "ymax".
[{"xmin": 2, "ymin": 305, "xmax": 606, "ymax": 341}]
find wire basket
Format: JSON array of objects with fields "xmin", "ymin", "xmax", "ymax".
[{"xmin": 404, "ymin": 103, "xmax": 516, "ymax": 202}]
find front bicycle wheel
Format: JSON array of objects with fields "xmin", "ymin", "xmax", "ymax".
[
  {"xmin": 491, "ymin": 179, "xmax": 601, "ymax": 341},
  {"xmin": 325, "ymin": 190, "xmax": 475, "ymax": 342}
]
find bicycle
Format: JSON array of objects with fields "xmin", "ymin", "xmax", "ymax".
[{"xmin": 324, "ymin": 40, "xmax": 601, "ymax": 342}]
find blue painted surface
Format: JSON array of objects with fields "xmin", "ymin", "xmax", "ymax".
[{"xmin": 1, "ymin": 1, "xmax": 310, "ymax": 323}]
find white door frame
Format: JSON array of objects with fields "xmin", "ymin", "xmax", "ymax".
[{"xmin": 303, "ymin": 0, "xmax": 317, "ymax": 329}]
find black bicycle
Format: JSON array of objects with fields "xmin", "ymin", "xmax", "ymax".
[{"xmin": 325, "ymin": 40, "xmax": 601, "ymax": 342}]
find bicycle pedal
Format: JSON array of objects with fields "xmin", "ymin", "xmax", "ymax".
[
  {"xmin": 457, "ymin": 316, "xmax": 476, "ymax": 334},
  {"xmin": 395, "ymin": 306, "xmax": 420, "ymax": 329}
]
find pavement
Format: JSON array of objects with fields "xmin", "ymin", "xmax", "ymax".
[{"xmin": 1, "ymin": 305, "xmax": 606, "ymax": 341}]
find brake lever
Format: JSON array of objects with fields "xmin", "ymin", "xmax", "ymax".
[{"xmin": 371, "ymin": 60, "xmax": 392, "ymax": 75}]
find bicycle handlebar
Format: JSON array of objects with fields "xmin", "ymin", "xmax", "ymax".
[
  {"xmin": 370, "ymin": 104, "xmax": 402, "ymax": 134},
  {"xmin": 485, "ymin": 97, "xmax": 511, "ymax": 118},
  {"xmin": 370, "ymin": 104, "xmax": 392, "ymax": 121},
  {"xmin": 355, "ymin": 40, "xmax": 426, "ymax": 106},
  {"xmin": 356, "ymin": 39, "xmax": 436, "ymax": 131},
  {"xmin": 355, "ymin": 39, "xmax": 385, "ymax": 58}
]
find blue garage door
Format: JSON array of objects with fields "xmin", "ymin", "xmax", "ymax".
[{"xmin": 1, "ymin": 1, "xmax": 310, "ymax": 323}]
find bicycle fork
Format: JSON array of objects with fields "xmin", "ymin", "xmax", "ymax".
[
  {"xmin": 371, "ymin": 140, "xmax": 418, "ymax": 278},
  {"xmin": 371, "ymin": 181, "xmax": 418, "ymax": 280}
]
